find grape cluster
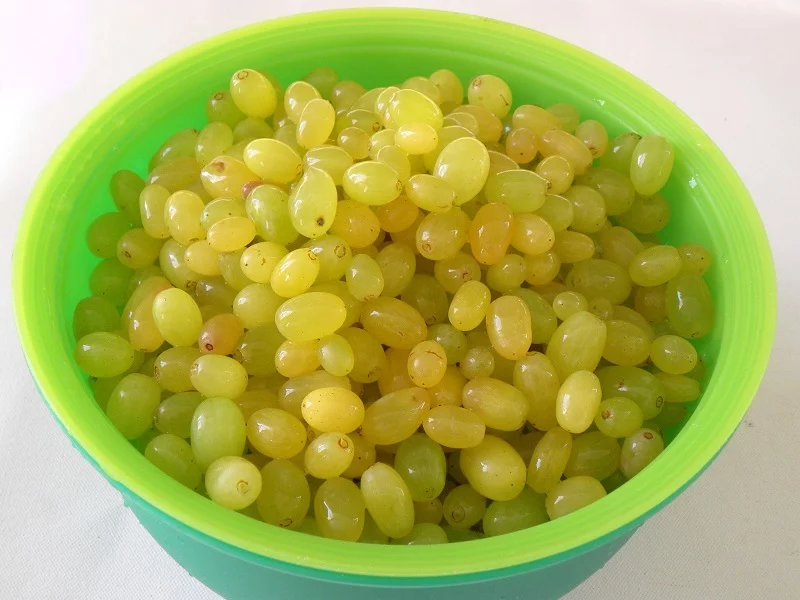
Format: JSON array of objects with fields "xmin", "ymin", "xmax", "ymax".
[{"xmin": 73, "ymin": 64, "xmax": 714, "ymax": 545}]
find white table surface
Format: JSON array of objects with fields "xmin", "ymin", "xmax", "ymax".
[{"xmin": 2, "ymin": 0, "xmax": 799, "ymax": 598}]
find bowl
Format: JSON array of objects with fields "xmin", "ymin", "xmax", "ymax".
[{"xmin": 13, "ymin": 8, "xmax": 776, "ymax": 600}]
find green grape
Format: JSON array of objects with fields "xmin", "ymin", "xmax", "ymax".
[
  {"xmin": 189, "ymin": 354, "xmax": 248, "ymax": 399},
  {"xmin": 339, "ymin": 327, "xmax": 386, "ymax": 383},
  {"xmin": 159, "ymin": 239, "xmax": 201, "ymax": 292},
  {"xmin": 426, "ymin": 323, "xmax": 467, "ymax": 366},
  {"xmin": 634, "ymin": 284, "xmax": 667, "ymax": 323},
  {"xmin": 510, "ymin": 213, "xmax": 555, "ymax": 256},
  {"xmin": 302, "ymin": 66, "xmax": 337, "ymax": 100},
  {"xmin": 278, "ymin": 370, "xmax": 350, "ymax": 418},
  {"xmin": 357, "ymin": 512, "xmax": 389, "ymax": 544},
  {"xmin": 73, "ymin": 296, "xmax": 120, "ymax": 340},
  {"xmin": 145, "ymin": 433, "xmax": 202, "ymax": 489},
  {"xmin": 395, "ymin": 123, "xmax": 439, "ymax": 155},
  {"xmin": 460, "ymin": 346, "xmax": 495, "ymax": 380},
  {"xmin": 405, "ymin": 174, "xmax": 456, "ymax": 213},
  {"xmin": 86, "ymin": 213, "xmax": 132, "ymax": 259},
  {"xmin": 205, "ymin": 456, "xmax": 262, "ymax": 510},
  {"xmin": 407, "ymin": 340, "xmax": 448, "ymax": 388},
  {"xmin": 313, "ymin": 334, "xmax": 353, "ymax": 377},
  {"xmin": 376, "ymin": 145, "xmax": 411, "ymax": 186},
  {"xmin": 231, "ymin": 325, "xmax": 282, "ymax": 378},
  {"xmin": 600, "ymin": 226, "xmax": 644, "ymax": 270},
  {"xmin": 415, "ymin": 207, "xmax": 469, "ymax": 261},
  {"xmin": 654, "ymin": 401, "xmax": 687, "ymax": 430},
  {"xmin": 329, "ymin": 199, "xmax": 381, "ymax": 249},
  {"xmin": 230, "ymin": 68, "xmax": 277, "ymax": 118},
  {"xmin": 139, "ymin": 184, "xmax": 171, "ymax": 240},
  {"xmin": 275, "ymin": 292, "xmax": 347, "ymax": 341},
  {"xmin": 677, "ymin": 243, "xmax": 712, "ymax": 276},
  {"xmin": 296, "ymin": 98, "xmax": 335, "ymax": 149},
  {"xmin": 414, "ymin": 497, "xmax": 444, "ymax": 525},
  {"xmin": 553, "ymin": 230, "xmax": 595, "ymax": 264},
  {"xmin": 654, "ymin": 372, "xmax": 701, "ymax": 404},
  {"xmin": 206, "ymin": 89, "xmax": 246, "ymax": 128},
  {"xmin": 511, "ymin": 104, "xmax": 561, "ymax": 136},
  {"xmin": 628, "ymin": 245, "xmax": 682, "ymax": 287},
  {"xmin": 184, "ymin": 240, "xmax": 221, "ymax": 276},
  {"xmin": 509, "ymin": 288, "xmax": 558, "ymax": 345},
  {"xmin": 598, "ymin": 132, "xmax": 641, "ymax": 173},
  {"xmin": 546, "ymin": 102, "xmax": 579, "ymax": 132},
  {"xmin": 563, "ymin": 186, "xmax": 607, "ymax": 234},
  {"xmin": 246, "ymin": 407, "xmax": 306, "ymax": 459},
  {"xmin": 433, "ymin": 252, "xmax": 481, "ymax": 295},
  {"xmin": 106, "ymin": 373, "xmax": 161, "ymax": 439},
  {"xmin": 564, "ymin": 431, "xmax": 621, "ymax": 480},
  {"xmin": 149, "ymin": 128, "xmax": 198, "ymax": 171},
  {"xmin": 304, "ymin": 432, "xmax": 354, "ymax": 479},
  {"xmin": 391, "ymin": 523, "xmax": 448, "ymax": 545},
  {"xmin": 200, "ymin": 155, "xmax": 258, "ymax": 199},
  {"xmin": 545, "ymin": 476, "xmax": 606, "ymax": 519},
  {"xmin": 629, "ymin": 134, "xmax": 674, "ymax": 195},
  {"xmin": 301, "ymin": 387, "xmax": 364, "ymax": 433},
  {"xmin": 601, "ymin": 319, "xmax": 651, "ymax": 367},
  {"xmin": 151, "ymin": 288, "xmax": 202, "ymax": 347},
  {"xmin": 153, "ymin": 346, "xmax": 202, "ymax": 392},
  {"xmin": 375, "ymin": 197, "xmax": 419, "ymax": 235},
  {"xmin": 556, "ymin": 370, "xmax": 602, "ymax": 434},
  {"xmin": 596, "ymin": 366, "xmax": 667, "ymax": 420},
  {"xmin": 400, "ymin": 275, "xmax": 449, "ymax": 326},
  {"xmin": 486, "ymin": 296, "xmax": 532, "ymax": 361},
  {"xmin": 402, "ymin": 76, "xmax": 440, "ymax": 104},
  {"xmin": 154, "ymin": 391, "xmax": 204, "ymax": 438},
  {"xmin": 469, "ymin": 203, "xmax": 513, "ymax": 265},
  {"xmin": 377, "ymin": 347, "xmax": 414, "ymax": 395},
  {"xmin": 301, "ymin": 147, "xmax": 353, "ymax": 187},
  {"xmin": 594, "ymin": 396, "xmax": 644, "ymax": 438},
  {"xmin": 190, "ymin": 396, "xmax": 247, "ymax": 471},
  {"xmin": 433, "ymin": 137, "xmax": 490, "ymax": 205},
  {"xmin": 618, "ymin": 193, "xmax": 670, "ymax": 234},
  {"xmin": 575, "ymin": 167, "xmax": 635, "ymax": 216},
  {"xmin": 483, "ymin": 486, "xmax": 548, "ymax": 536},
  {"xmin": 620, "ymin": 428, "xmax": 664, "ymax": 478},
  {"xmin": 545, "ymin": 311, "xmax": 607, "ymax": 379},
  {"xmin": 361, "ymin": 297, "xmax": 427, "ymax": 350},
  {"xmin": 270, "ymin": 249, "xmax": 321, "ymax": 298},
  {"xmin": 342, "ymin": 160, "xmax": 402, "ymax": 206},
  {"xmin": 238, "ymin": 241, "xmax": 287, "ymax": 284},
  {"xmin": 462, "ymin": 377, "xmax": 528, "ymax": 431},
  {"xmin": 284, "ymin": 80, "xmax": 322, "ymax": 123},
  {"xmin": 535, "ymin": 193, "xmax": 574, "ymax": 233},
  {"xmin": 256, "ymin": 459, "xmax": 311, "ymax": 529},
  {"xmin": 527, "ymin": 427, "xmax": 572, "ymax": 493},
  {"xmin": 164, "ymin": 190, "xmax": 205, "ymax": 247},
  {"xmin": 193, "ymin": 276, "xmax": 237, "ymax": 310},
  {"xmin": 361, "ymin": 387, "xmax": 430, "ymax": 445},
  {"xmin": 650, "ymin": 335, "xmax": 697, "ymax": 375},
  {"xmin": 538, "ymin": 130, "xmax": 592, "ymax": 175},
  {"xmin": 374, "ymin": 243, "xmax": 416, "ymax": 298},
  {"xmin": 460, "ymin": 435, "xmax": 526, "ymax": 501},
  {"xmin": 315, "ymin": 477, "xmax": 366, "ymax": 541},
  {"xmin": 337, "ymin": 126, "xmax": 371, "ymax": 159},
  {"xmin": 361, "ymin": 463, "xmax": 415, "ymax": 539},
  {"xmin": 110, "ymin": 170, "xmax": 145, "ymax": 224},
  {"xmin": 75, "ymin": 331, "xmax": 135, "ymax": 378},
  {"xmin": 146, "ymin": 157, "xmax": 201, "ymax": 193},
  {"xmin": 275, "ymin": 339, "xmax": 320, "ymax": 378},
  {"xmin": 117, "ymin": 228, "xmax": 163, "ymax": 270},
  {"xmin": 394, "ymin": 434, "xmax": 447, "ymax": 501},
  {"xmin": 430, "ymin": 68, "xmax": 463, "ymax": 110},
  {"xmin": 424, "ymin": 403, "xmax": 484, "ymax": 448},
  {"xmin": 331, "ymin": 80, "xmax": 366, "ymax": 112},
  {"xmin": 553, "ymin": 291, "xmax": 588, "ymax": 321},
  {"xmin": 245, "ymin": 184, "xmax": 299, "ymax": 245},
  {"xmin": 484, "ymin": 169, "xmax": 547, "ymax": 213},
  {"xmin": 513, "ymin": 352, "xmax": 560, "ymax": 431},
  {"xmin": 442, "ymin": 484, "xmax": 486, "ymax": 529},
  {"xmin": 665, "ymin": 272, "xmax": 715, "ymax": 339},
  {"xmin": 346, "ymin": 253, "xmax": 385, "ymax": 301},
  {"xmin": 450, "ymin": 105, "xmax": 502, "ymax": 143},
  {"xmin": 340, "ymin": 432, "xmax": 377, "ymax": 479},
  {"xmin": 486, "ymin": 255, "xmax": 527, "ymax": 294},
  {"xmin": 196, "ymin": 121, "xmax": 234, "ymax": 164},
  {"xmin": 388, "ymin": 88, "xmax": 443, "ymax": 130}
]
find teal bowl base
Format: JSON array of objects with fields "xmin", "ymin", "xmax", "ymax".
[{"xmin": 128, "ymin": 496, "xmax": 635, "ymax": 600}]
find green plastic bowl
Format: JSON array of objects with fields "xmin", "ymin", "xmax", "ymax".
[{"xmin": 13, "ymin": 8, "xmax": 775, "ymax": 600}]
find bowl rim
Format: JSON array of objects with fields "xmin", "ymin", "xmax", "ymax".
[{"xmin": 13, "ymin": 7, "xmax": 776, "ymax": 579}]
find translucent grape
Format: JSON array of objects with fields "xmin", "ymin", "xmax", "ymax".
[
  {"xmin": 462, "ymin": 377, "xmax": 528, "ymax": 431},
  {"xmin": 460, "ymin": 435, "xmax": 526, "ymax": 501},
  {"xmin": 75, "ymin": 332, "xmax": 135, "ymax": 378},
  {"xmin": 230, "ymin": 69, "xmax": 277, "ymax": 118},
  {"xmin": 630, "ymin": 134, "xmax": 674, "ymax": 195},
  {"xmin": 564, "ymin": 186, "xmax": 607, "ymax": 234},
  {"xmin": 400, "ymin": 275, "xmax": 449, "ymax": 326},
  {"xmin": 330, "ymin": 199, "xmax": 381, "ymax": 248},
  {"xmin": 620, "ymin": 428, "xmax": 664, "ymax": 478},
  {"xmin": 665, "ymin": 272, "xmax": 715, "ymax": 339},
  {"xmin": 117, "ymin": 228, "xmax": 163, "ymax": 270},
  {"xmin": 315, "ymin": 477, "xmax": 366, "ymax": 541},
  {"xmin": 145, "ymin": 434, "xmax": 202, "ymax": 489},
  {"xmin": 378, "ymin": 348, "xmax": 414, "ymax": 396},
  {"xmin": 361, "ymin": 387, "xmax": 430, "ymax": 445},
  {"xmin": 450, "ymin": 105, "xmax": 502, "ymax": 143},
  {"xmin": 483, "ymin": 487, "xmax": 548, "ymax": 536},
  {"xmin": 596, "ymin": 366, "xmax": 666, "ymax": 420},
  {"xmin": 275, "ymin": 340, "xmax": 320, "ymax": 378},
  {"xmin": 73, "ymin": 296, "xmax": 120, "ymax": 340},
  {"xmin": 485, "ymin": 296, "xmax": 532, "ymax": 361},
  {"xmin": 388, "ymin": 88, "xmax": 443, "ymax": 129},
  {"xmin": 190, "ymin": 396, "xmax": 247, "ymax": 471},
  {"xmin": 442, "ymin": 484, "xmax": 486, "ymax": 530},
  {"xmin": 434, "ymin": 137, "xmax": 490, "ymax": 205},
  {"xmin": 601, "ymin": 319, "xmax": 651, "ymax": 367},
  {"xmin": 245, "ymin": 184, "xmax": 298, "ymax": 245},
  {"xmin": 594, "ymin": 396, "xmax": 644, "ymax": 438},
  {"xmin": 346, "ymin": 253, "xmax": 384, "ymax": 301},
  {"xmin": 304, "ymin": 432, "xmax": 354, "ymax": 479},
  {"xmin": 650, "ymin": 335, "xmax": 697, "ymax": 375},
  {"xmin": 598, "ymin": 132, "xmax": 641, "ymax": 172},
  {"xmin": 545, "ymin": 476, "xmax": 606, "ymax": 519},
  {"xmin": 153, "ymin": 346, "xmax": 201, "ymax": 392},
  {"xmin": 339, "ymin": 327, "xmax": 386, "ymax": 383},
  {"xmin": 485, "ymin": 170, "xmax": 548, "ymax": 213},
  {"xmin": 110, "ymin": 170, "xmax": 145, "ymax": 223},
  {"xmin": 426, "ymin": 323, "xmax": 467, "ymax": 365},
  {"xmin": 546, "ymin": 311, "xmax": 607, "ymax": 379},
  {"xmin": 460, "ymin": 346, "xmax": 495, "ymax": 380},
  {"xmin": 301, "ymin": 387, "xmax": 365, "ymax": 433},
  {"xmin": 360, "ymin": 463, "xmax": 415, "ymax": 539},
  {"xmin": 394, "ymin": 434, "xmax": 446, "ymax": 502},
  {"xmin": 316, "ymin": 334, "xmax": 355, "ymax": 377},
  {"xmin": 416, "ymin": 207, "xmax": 469, "ymax": 261},
  {"xmin": 538, "ymin": 130, "xmax": 593, "ymax": 175},
  {"xmin": 556, "ymin": 370, "xmax": 602, "ymax": 434},
  {"xmin": 575, "ymin": 120, "xmax": 608, "ymax": 157},
  {"xmin": 342, "ymin": 160, "xmax": 402, "ymax": 206},
  {"xmin": 302, "ymin": 145, "xmax": 353, "ymax": 186},
  {"xmin": 151, "ymin": 288, "xmax": 202, "ymax": 347},
  {"xmin": 527, "ymin": 427, "xmax": 572, "ymax": 494},
  {"xmin": 505, "ymin": 127, "xmax": 537, "ymax": 164},
  {"xmin": 105, "ymin": 374, "xmax": 161, "ymax": 439},
  {"xmin": 375, "ymin": 243, "xmax": 416, "ymax": 297},
  {"xmin": 629, "ymin": 245, "xmax": 682, "ymax": 287},
  {"xmin": 278, "ymin": 371, "xmax": 350, "ymax": 418},
  {"xmin": 87, "ymin": 212, "xmax": 133, "ymax": 259},
  {"xmin": 655, "ymin": 372, "xmax": 701, "ymax": 404},
  {"xmin": 289, "ymin": 167, "xmax": 337, "ymax": 239},
  {"xmin": 618, "ymin": 193, "xmax": 671, "ymax": 234},
  {"xmin": 205, "ymin": 456, "xmax": 262, "ymax": 510},
  {"xmin": 677, "ymin": 243, "xmax": 712, "ymax": 276},
  {"xmin": 190, "ymin": 354, "xmax": 248, "ymax": 399},
  {"xmin": 154, "ymin": 392, "xmax": 204, "ymax": 438},
  {"xmin": 361, "ymin": 297, "xmax": 427, "ymax": 349},
  {"xmin": 564, "ymin": 431, "xmax": 621, "ymax": 480}
]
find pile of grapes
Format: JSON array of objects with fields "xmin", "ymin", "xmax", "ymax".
[{"xmin": 73, "ymin": 65, "xmax": 714, "ymax": 545}]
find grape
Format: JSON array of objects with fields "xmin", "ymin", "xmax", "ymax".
[
  {"xmin": 245, "ymin": 185, "xmax": 298, "ymax": 245},
  {"xmin": 337, "ymin": 127, "xmax": 371, "ymax": 159},
  {"xmin": 595, "ymin": 366, "xmax": 667, "ymax": 420},
  {"xmin": 547, "ymin": 103, "xmax": 580, "ymax": 132},
  {"xmin": 394, "ymin": 434, "xmax": 446, "ymax": 501},
  {"xmin": 485, "ymin": 170, "xmax": 547, "ymax": 213},
  {"xmin": 429, "ymin": 68, "xmax": 463, "ymax": 109},
  {"xmin": 665, "ymin": 272, "xmax": 715, "ymax": 338},
  {"xmin": 75, "ymin": 332, "xmax": 135, "ymax": 378},
  {"xmin": 361, "ymin": 387, "xmax": 430, "ymax": 445},
  {"xmin": 483, "ymin": 487, "xmax": 548, "ymax": 536},
  {"xmin": 277, "ymin": 371, "xmax": 349, "ymax": 419},
  {"xmin": 512, "ymin": 104, "xmax": 561, "ymax": 136},
  {"xmin": 150, "ymin": 288, "xmax": 202, "ymax": 347},
  {"xmin": 618, "ymin": 193, "xmax": 671, "ymax": 234},
  {"xmin": 205, "ymin": 456, "xmax": 262, "ymax": 510},
  {"xmin": 275, "ymin": 292, "xmax": 346, "ymax": 342},
  {"xmin": 111, "ymin": 170, "xmax": 145, "ymax": 224},
  {"xmin": 460, "ymin": 435, "xmax": 526, "ymax": 501},
  {"xmin": 407, "ymin": 340, "xmax": 448, "ymax": 388},
  {"xmin": 442, "ymin": 484, "xmax": 486, "ymax": 529},
  {"xmin": 602, "ymin": 320, "xmax": 651, "ymax": 367},
  {"xmin": 153, "ymin": 346, "xmax": 201, "ymax": 392},
  {"xmin": 346, "ymin": 253, "xmax": 384, "ymax": 301},
  {"xmin": 630, "ymin": 134, "xmax": 674, "ymax": 195},
  {"xmin": 301, "ymin": 387, "xmax": 364, "ymax": 433},
  {"xmin": 629, "ymin": 245, "xmax": 682, "ymax": 287},
  {"xmin": 538, "ymin": 130, "xmax": 592, "ymax": 175},
  {"xmin": 331, "ymin": 80, "xmax": 366, "ymax": 112},
  {"xmin": 469, "ymin": 203, "xmax": 513, "ymax": 265},
  {"xmin": 149, "ymin": 128, "xmax": 197, "ymax": 171},
  {"xmin": 391, "ymin": 523, "xmax": 448, "ymax": 545},
  {"xmin": 434, "ymin": 137, "xmax": 490, "ymax": 205},
  {"xmin": 154, "ymin": 392, "xmax": 204, "ymax": 438},
  {"xmin": 200, "ymin": 156, "xmax": 258, "ymax": 199},
  {"xmin": 190, "ymin": 396, "xmax": 247, "ymax": 471},
  {"xmin": 460, "ymin": 346, "xmax": 495, "ymax": 380},
  {"xmin": 106, "ymin": 374, "xmax": 162, "ymax": 439},
  {"xmin": 73, "ymin": 296, "xmax": 120, "ymax": 340},
  {"xmin": 87, "ymin": 212, "xmax": 133, "ymax": 259},
  {"xmin": 462, "ymin": 377, "xmax": 528, "ymax": 431},
  {"xmin": 415, "ymin": 207, "xmax": 469, "ymax": 261},
  {"xmin": 230, "ymin": 69, "xmax": 277, "ymax": 118},
  {"xmin": 423, "ymin": 405, "xmax": 485, "ymax": 449},
  {"xmin": 329, "ymin": 199, "xmax": 381, "ymax": 249},
  {"xmin": 339, "ymin": 327, "xmax": 386, "ymax": 383},
  {"xmin": 361, "ymin": 463, "xmax": 415, "ymax": 539},
  {"xmin": 655, "ymin": 372, "xmax": 701, "ymax": 404},
  {"xmin": 190, "ymin": 354, "xmax": 248, "ymax": 399},
  {"xmin": 677, "ymin": 243, "xmax": 712, "ymax": 276},
  {"xmin": 254, "ymin": 459, "xmax": 310, "ymax": 529},
  {"xmin": 342, "ymin": 160, "xmax": 402, "ymax": 206},
  {"xmin": 563, "ymin": 186, "xmax": 606, "ymax": 234},
  {"xmin": 360, "ymin": 297, "xmax": 427, "ymax": 349},
  {"xmin": 620, "ymin": 428, "xmax": 664, "ymax": 478},
  {"xmin": 378, "ymin": 348, "xmax": 414, "ymax": 395},
  {"xmin": 304, "ymin": 432, "xmax": 354, "ymax": 479},
  {"xmin": 575, "ymin": 120, "xmax": 608, "ymax": 157},
  {"xmin": 546, "ymin": 476, "xmax": 606, "ymax": 519},
  {"xmin": 505, "ymin": 127, "xmax": 537, "ymax": 164},
  {"xmin": 450, "ymin": 105, "xmax": 502, "ymax": 143},
  {"xmin": 564, "ymin": 431, "xmax": 621, "ymax": 480},
  {"xmin": 650, "ymin": 335, "xmax": 697, "ymax": 375},
  {"xmin": 556, "ymin": 370, "xmax": 602, "ymax": 434},
  {"xmin": 485, "ymin": 296, "xmax": 532, "ymax": 361},
  {"xmin": 145, "ymin": 434, "xmax": 202, "ymax": 489},
  {"xmin": 545, "ymin": 311, "xmax": 606, "ymax": 379},
  {"xmin": 400, "ymin": 275, "xmax": 449, "ymax": 326}
]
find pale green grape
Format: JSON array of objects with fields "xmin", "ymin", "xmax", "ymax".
[
  {"xmin": 117, "ymin": 228, "xmax": 163, "ymax": 270},
  {"xmin": 346, "ymin": 254, "xmax": 385, "ymax": 301},
  {"xmin": 650, "ymin": 335, "xmax": 698, "ymax": 375},
  {"xmin": 462, "ymin": 377, "xmax": 528, "ymax": 431},
  {"xmin": 655, "ymin": 372, "xmax": 701, "ymax": 404},
  {"xmin": 546, "ymin": 311, "xmax": 607, "ymax": 379},
  {"xmin": 149, "ymin": 128, "xmax": 198, "ymax": 170},
  {"xmin": 73, "ymin": 296, "xmax": 120, "ymax": 340},
  {"xmin": 545, "ymin": 476, "xmax": 606, "ymax": 519},
  {"xmin": 460, "ymin": 436, "xmax": 526, "ymax": 501},
  {"xmin": 206, "ymin": 89, "xmax": 246, "ymax": 128},
  {"xmin": 245, "ymin": 184, "xmax": 299, "ymax": 245},
  {"xmin": 484, "ymin": 169, "xmax": 547, "ymax": 213},
  {"xmin": 87, "ymin": 213, "xmax": 132, "ymax": 259},
  {"xmin": 394, "ymin": 434, "xmax": 446, "ymax": 501},
  {"xmin": 400, "ymin": 275, "xmax": 449, "ymax": 326},
  {"xmin": 75, "ymin": 332, "xmax": 135, "ymax": 378},
  {"xmin": 154, "ymin": 391, "xmax": 204, "ymax": 438},
  {"xmin": 618, "ymin": 193, "xmax": 671, "ymax": 234},
  {"xmin": 460, "ymin": 346, "xmax": 495, "ymax": 380},
  {"xmin": 275, "ymin": 340, "xmax": 320, "ymax": 378},
  {"xmin": 190, "ymin": 354, "xmax": 248, "ymax": 399},
  {"xmin": 315, "ymin": 477, "xmax": 365, "ymax": 541},
  {"xmin": 620, "ymin": 428, "xmax": 664, "ymax": 478},
  {"xmin": 247, "ymin": 407, "xmax": 306, "ymax": 459},
  {"xmin": 191, "ymin": 396, "xmax": 247, "ymax": 471},
  {"xmin": 106, "ymin": 373, "xmax": 161, "ymax": 439},
  {"xmin": 469, "ymin": 203, "xmax": 513, "ymax": 265},
  {"xmin": 486, "ymin": 296, "xmax": 532, "ymax": 361},
  {"xmin": 434, "ymin": 137, "xmax": 490, "ymax": 205},
  {"xmin": 575, "ymin": 167, "xmax": 635, "ymax": 215},
  {"xmin": 596, "ymin": 366, "xmax": 667, "ymax": 420},
  {"xmin": 304, "ymin": 432, "xmax": 354, "ymax": 479},
  {"xmin": 598, "ymin": 132, "xmax": 641, "ymax": 172},
  {"xmin": 275, "ymin": 292, "xmax": 347, "ymax": 341},
  {"xmin": 271, "ymin": 248, "xmax": 321, "ymax": 298},
  {"xmin": 361, "ymin": 297, "xmax": 427, "ymax": 350},
  {"xmin": 257, "ymin": 459, "xmax": 311, "ymax": 529},
  {"xmin": 505, "ymin": 127, "xmax": 537, "ymax": 164},
  {"xmin": 342, "ymin": 160, "xmax": 402, "ymax": 206},
  {"xmin": 486, "ymin": 255, "xmax": 527, "ymax": 294},
  {"xmin": 564, "ymin": 431, "xmax": 621, "ymax": 480},
  {"xmin": 594, "ymin": 396, "xmax": 644, "ymax": 438},
  {"xmin": 630, "ymin": 134, "xmax": 674, "ymax": 195},
  {"xmin": 416, "ymin": 207, "xmax": 470, "ymax": 261},
  {"xmin": 205, "ymin": 456, "xmax": 262, "ymax": 510},
  {"xmin": 145, "ymin": 433, "xmax": 202, "ymax": 489},
  {"xmin": 564, "ymin": 186, "xmax": 607, "ymax": 234},
  {"xmin": 443, "ymin": 484, "xmax": 486, "ymax": 529},
  {"xmin": 303, "ymin": 145, "xmax": 354, "ymax": 185},
  {"xmin": 361, "ymin": 462, "xmax": 415, "ymax": 539},
  {"xmin": 111, "ymin": 170, "xmax": 145, "ymax": 224},
  {"xmin": 391, "ymin": 523, "xmax": 448, "ymax": 545},
  {"xmin": 151, "ymin": 288, "xmax": 202, "ymax": 347},
  {"xmin": 665, "ymin": 272, "xmax": 715, "ymax": 339},
  {"xmin": 301, "ymin": 387, "xmax": 364, "ymax": 433},
  {"xmin": 153, "ymin": 346, "xmax": 202, "ymax": 392},
  {"xmin": 361, "ymin": 387, "xmax": 430, "ymax": 445},
  {"xmin": 230, "ymin": 69, "xmax": 277, "ymax": 118},
  {"xmin": 315, "ymin": 334, "xmax": 355, "ymax": 377},
  {"xmin": 426, "ymin": 323, "xmax": 467, "ymax": 366},
  {"xmin": 483, "ymin": 487, "xmax": 548, "ymax": 536}
]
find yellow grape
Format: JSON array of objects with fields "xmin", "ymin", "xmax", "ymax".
[
  {"xmin": 230, "ymin": 69, "xmax": 277, "ymax": 118},
  {"xmin": 288, "ymin": 167, "xmax": 337, "ymax": 239},
  {"xmin": 462, "ymin": 377, "xmax": 528, "ymax": 431},
  {"xmin": 361, "ymin": 387, "xmax": 430, "ymax": 445},
  {"xmin": 301, "ymin": 387, "xmax": 365, "ymax": 433},
  {"xmin": 433, "ymin": 137, "xmax": 490, "ymax": 205},
  {"xmin": 360, "ymin": 297, "xmax": 427, "ymax": 349},
  {"xmin": 242, "ymin": 138, "xmax": 302, "ymax": 184},
  {"xmin": 460, "ymin": 435, "xmax": 526, "ymax": 501}
]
